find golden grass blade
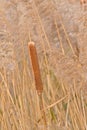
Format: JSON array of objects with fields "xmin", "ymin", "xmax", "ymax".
[
  {"xmin": 32, "ymin": 0, "xmax": 51, "ymax": 50},
  {"xmin": 42, "ymin": 95, "xmax": 68, "ymax": 111},
  {"xmin": 54, "ymin": 17, "xmax": 65, "ymax": 55}
]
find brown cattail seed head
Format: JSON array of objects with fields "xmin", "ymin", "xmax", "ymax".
[{"xmin": 28, "ymin": 42, "xmax": 43, "ymax": 94}]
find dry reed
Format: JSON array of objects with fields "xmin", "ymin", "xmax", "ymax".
[{"xmin": 0, "ymin": 1, "xmax": 87, "ymax": 130}]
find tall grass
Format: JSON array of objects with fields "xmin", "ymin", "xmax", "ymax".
[
  {"xmin": 0, "ymin": 42, "xmax": 87, "ymax": 129},
  {"xmin": 0, "ymin": 0, "xmax": 87, "ymax": 130}
]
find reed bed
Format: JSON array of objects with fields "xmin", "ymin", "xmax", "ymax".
[
  {"xmin": 0, "ymin": 41, "xmax": 87, "ymax": 129},
  {"xmin": 0, "ymin": 0, "xmax": 87, "ymax": 130}
]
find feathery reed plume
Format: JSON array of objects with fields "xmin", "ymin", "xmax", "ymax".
[
  {"xmin": 28, "ymin": 42, "xmax": 43, "ymax": 94},
  {"xmin": 28, "ymin": 42, "xmax": 47, "ymax": 126}
]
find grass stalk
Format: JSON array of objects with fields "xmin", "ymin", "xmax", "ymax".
[{"xmin": 54, "ymin": 17, "xmax": 65, "ymax": 55}]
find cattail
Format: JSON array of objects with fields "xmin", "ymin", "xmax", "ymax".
[
  {"xmin": 28, "ymin": 42, "xmax": 47, "ymax": 126},
  {"xmin": 28, "ymin": 42, "xmax": 43, "ymax": 94}
]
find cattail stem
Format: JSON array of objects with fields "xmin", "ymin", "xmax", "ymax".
[
  {"xmin": 38, "ymin": 93, "xmax": 47, "ymax": 126},
  {"xmin": 28, "ymin": 42, "xmax": 47, "ymax": 126}
]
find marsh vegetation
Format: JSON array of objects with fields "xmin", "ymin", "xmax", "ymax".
[{"xmin": 0, "ymin": 0, "xmax": 87, "ymax": 130}]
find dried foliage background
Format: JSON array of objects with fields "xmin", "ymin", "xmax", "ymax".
[
  {"xmin": 0, "ymin": 0, "xmax": 87, "ymax": 130},
  {"xmin": 0, "ymin": 0, "xmax": 87, "ymax": 85}
]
